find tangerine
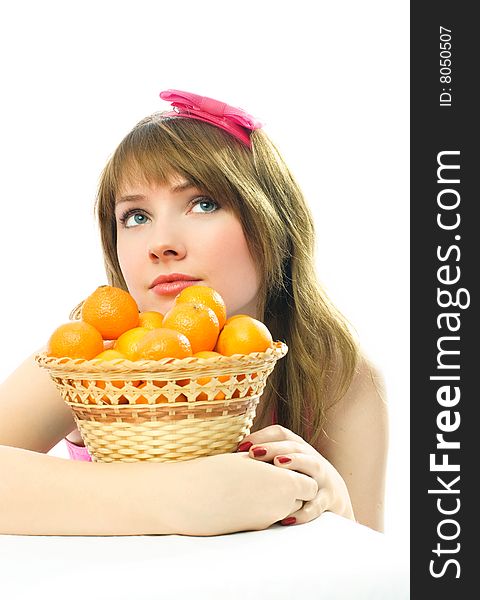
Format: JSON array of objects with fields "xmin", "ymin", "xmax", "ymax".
[
  {"xmin": 224, "ymin": 314, "xmax": 250, "ymax": 325},
  {"xmin": 215, "ymin": 316, "xmax": 273, "ymax": 356},
  {"xmin": 47, "ymin": 321, "xmax": 104, "ymax": 360},
  {"xmin": 81, "ymin": 285, "xmax": 139, "ymax": 340},
  {"xmin": 193, "ymin": 350, "xmax": 222, "ymax": 359},
  {"xmin": 93, "ymin": 349, "xmax": 126, "ymax": 361},
  {"xmin": 114, "ymin": 327, "xmax": 150, "ymax": 360},
  {"xmin": 134, "ymin": 328, "xmax": 193, "ymax": 361},
  {"xmin": 162, "ymin": 302, "xmax": 219, "ymax": 354},
  {"xmin": 138, "ymin": 310, "xmax": 164, "ymax": 329},
  {"xmin": 174, "ymin": 285, "xmax": 227, "ymax": 329}
]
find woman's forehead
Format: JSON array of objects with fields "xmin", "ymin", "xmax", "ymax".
[
  {"xmin": 116, "ymin": 162, "xmax": 186, "ymax": 195},
  {"xmin": 117, "ymin": 174, "xmax": 197, "ymax": 198}
]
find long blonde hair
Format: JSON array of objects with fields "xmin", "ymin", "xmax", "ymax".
[{"xmin": 95, "ymin": 114, "xmax": 359, "ymax": 446}]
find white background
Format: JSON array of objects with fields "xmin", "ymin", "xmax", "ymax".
[{"xmin": 0, "ymin": 0, "xmax": 409, "ymax": 551}]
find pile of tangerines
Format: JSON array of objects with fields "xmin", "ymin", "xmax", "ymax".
[{"xmin": 46, "ymin": 285, "xmax": 273, "ymax": 362}]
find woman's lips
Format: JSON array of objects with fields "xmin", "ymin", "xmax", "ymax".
[{"xmin": 151, "ymin": 280, "xmax": 201, "ymax": 296}]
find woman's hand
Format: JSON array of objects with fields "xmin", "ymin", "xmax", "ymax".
[
  {"xmin": 171, "ymin": 451, "xmax": 318, "ymax": 537},
  {"xmin": 237, "ymin": 425, "xmax": 355, "ymax": 526}
]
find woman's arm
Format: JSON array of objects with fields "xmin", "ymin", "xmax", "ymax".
[
  {"xmin": 0, "ymin": 444, "xmax": 175, "ymax": 535},
  {"xmin": 0, "ymin": 351, "xmax": 76, "ymax": 452},
  {"xmin": 0, "ymin": 446, "xmax": 317, "ymax": 536}
]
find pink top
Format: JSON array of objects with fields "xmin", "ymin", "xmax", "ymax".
[
  {"xmin": 66, "ymin": 408, "xmax": 278, "ymax": 462},
  {"xmin": 65, "ymin": 438, "xmax": 92, "ymax": 461}
]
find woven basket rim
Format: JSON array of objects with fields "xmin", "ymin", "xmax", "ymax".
[
  {"xmin": 64, "ymin": 395, "xmax": 258, "ymax": 409},
  {"xmin": 35, "ymin": 341, "xmax": 288, "ymax": 375}
]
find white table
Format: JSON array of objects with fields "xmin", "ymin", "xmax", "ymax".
[{"xmin": 0, "ymin": 512, "xmax": 408, "ymax": 599}]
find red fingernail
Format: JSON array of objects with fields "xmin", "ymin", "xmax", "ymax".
[
  {"xmin": 252, "ymin": 447, "xmax": 267, "ymax": 457},
  {"xmin": 277, "ymin": 456, "xmax": 291, "ymax": 464},
  {"xmin": 237, "ymin": 441, "xmax": 253, "ymax": 452},
  {"xmin": 281, "ymin": 517, "xmax": 297, "ymax": 526}
]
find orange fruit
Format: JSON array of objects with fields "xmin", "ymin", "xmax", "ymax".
[
  {"xmin": 174, "ymin": 285, "xmax": 227, "ymax": 329},
  {"xmin": 134, "ymin": 328, "xmax": 193, "ymax": 361},
  {"xmin": 81, "ymin": 285, "xmax": 139, "ymax": 340},
  {"xmin": 215, "ymin": 316, "xmax": 273, "ymax": 356},
  {"xmin": 93, "ymin": 349, "xmax": 126, "ymax": 361},
  {"xmin": 114, "ymin": 327, "xmax": 150, "ymax": 360},
  {"xmin": 162, "ymin": 302, "xmax": 219, "ymax": 354},
  {"xmin": 138, "ymin": 311, "xmax": 164, "ymax": 329},
  {"xmin": 47, "ymin": 321, "xmax": 104, "ymax": 359},
  {"xmin": 193, "ymin": 350, "xmax": 222, "ymax": 359},
  {"xmin": 224, "ymin": 314, "xmax": 250, "ymax": 325}
]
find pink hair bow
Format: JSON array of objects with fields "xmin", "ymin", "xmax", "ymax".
[{"xmin": 159, "ymin": 89, "xmax": 263, "ymax": 147}]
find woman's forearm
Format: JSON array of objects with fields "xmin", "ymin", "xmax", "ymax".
[
  {"xmin": 0, "ymin": 446, "xmax": 310, "ymax": 537},
  {"xmin": 0, "ymin": 444, "xmax": 182, "ymax": 536}
]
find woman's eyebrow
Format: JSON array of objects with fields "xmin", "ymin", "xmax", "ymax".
[
  {"xmin": 115, "ymin": 194, "xmax": 146, "ymax": 206},
  {"xmin": 116, "ymin": 182, "xmax": 198, "ymax": 206},
  {"xmin": 170, "ymin": 181, "xmax": 198, "ymax": 193}
]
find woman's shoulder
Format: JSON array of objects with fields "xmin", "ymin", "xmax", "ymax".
[
  {"xmin": 317, "ymin": 350, "xmax": 389, "ymax": 460},
  {"xmin": 326, "ymin": 351, "xmax": 387, "ymax": 412},
  {"xmin": 352, "ymin": 353, "xmax": 386, "ymax": 401}
]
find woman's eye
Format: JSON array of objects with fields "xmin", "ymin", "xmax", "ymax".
[
  {"xmin": 191, "ymin": 197, "xmax": 219, "ymax": 214},
  {"xmin": 120, "ymin": 211, "xmax": 150, "ymax": 228}
]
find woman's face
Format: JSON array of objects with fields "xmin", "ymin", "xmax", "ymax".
[{"xmin": 114, "ymin": 175, "xmax": 261, "ymax": 318}]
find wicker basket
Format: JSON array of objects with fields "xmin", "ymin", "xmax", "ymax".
[{"xmin": 35, "ymin": 341, "xmax": 287, "ymax": 463}]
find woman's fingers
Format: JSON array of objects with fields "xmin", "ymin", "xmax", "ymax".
[
  {"xmin": 274, "ymin": 453, "xmax": 331, "ymax": 526},
  {"xmin": 237, "ymin": 424, "xmax": 306, "ymax": 449},
  {"xmin": 239, "ymin": 440, "xmax": 318, "ymax": 460},
  {"xmin": 291, "ymin": 499, "xmax": 305, "ymax": 514},
  {"xmin": 280, "ymin": 490, "xmax": 330, "ymax": 526},
  {"xmin": 235, "ymin": 426, "xmax": 349, "ymax": 527},
  {"xmin": 274, "ymin": 452, "xmax": 325, "ymax": 485},
  {"xmin": 289, "ymin": 469, "xmax": 319, "ymax": 503},
  {"xmin": 273, "ymin": 453, "xmax": 354, "ymax": 525}
]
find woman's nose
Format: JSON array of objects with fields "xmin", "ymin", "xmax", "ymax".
[{"xmin": 148, "ymin": 239, "xmax": 187, "ymax": 262}]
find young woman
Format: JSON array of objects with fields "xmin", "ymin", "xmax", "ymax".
[{"xmin": 0, "ymin": 90, "xmax": 388, "ymax": 536}]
